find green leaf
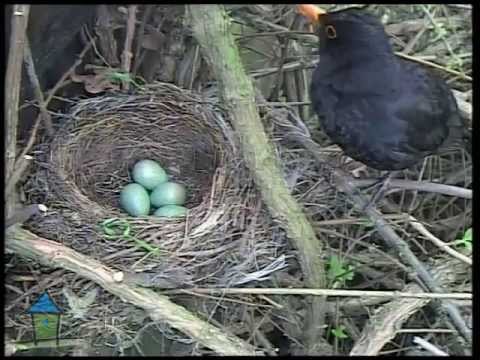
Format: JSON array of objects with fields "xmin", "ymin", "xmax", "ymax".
[
  {"xmin": 454, "ymin": 228, "xmax": 472, "ymax": 251},
  {"xmin": 331, "ymin": 325, "xmax": 349, "ymax": 339},
  {"xmin": 106, "ymin": 71, "xmax": 143, "ymax": 89},
  {"xmin": 101, "ymin": 218, "xmax": 119, "ymax": 227},
  {"xmin": 327, "ymin": 255, "xmax": 344, "ymax": 280},
  {"xmin": 327, "ymin": 255, "xmax": 355, "ymax": 287},
  {"xmin": 131, "ymin": 237, "xmax": 163, "ymax": 255},
  {"xmin": 100, "ymin": 218, "xmax": 131, "ymax": 239}
]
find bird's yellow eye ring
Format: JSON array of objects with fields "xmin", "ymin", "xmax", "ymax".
[{"xmin": 326, "ymin": 25, "xmax": 337, "ymax": 39}]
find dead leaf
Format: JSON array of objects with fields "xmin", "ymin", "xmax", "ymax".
[
  {"xmin": 63, "ymin": 287, "xmax": 98, "ymax": 320},
  {"xmin": 71, "ymin": 67, "xmax": 121, "ymax": 94}
]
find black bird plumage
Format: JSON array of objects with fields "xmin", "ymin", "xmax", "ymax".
[{"xmin": 306, "ymin": 8, "xmax": 470, "ymax": 171}]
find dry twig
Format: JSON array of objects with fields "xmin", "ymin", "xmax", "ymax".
[
  {"xmin": 7, "ymin": 38, "xmax": 95, "ymax": 199},
  {"xmin": 166, "ymin": 287, "xmax": 471, "ymax": 300},
  {"xmin": 23, "ymin": 39, "xmax": 53, "ymax": 135},
  {"xmin": 350, "ymin": 178, "xmax": 472, "ymax": 199},
  {"xmin": 350, "ymin": 258, "xmax": 470, "ymax": 355},
  {"xmin": 413, "ymin": 337, "xmax": 449, "ymax": 356},
  {"xmin": 5, "ymin": 4, "xmax": 30, "ymax": 218},
  {"xmin": 132, "ymin": 5, "xmax": 154, "ymax": 77},
  {"xmin": 121, "ymin": 5, "xmax": 137, "ymax": 90},
  {"xmin": 408, "ymin": 216, "xmax": 472, "ymax": 265}
]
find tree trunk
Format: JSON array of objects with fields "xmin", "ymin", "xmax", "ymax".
[{"xmin": 187, "ymin": 5, "xmax": 330, "ymax": 354}]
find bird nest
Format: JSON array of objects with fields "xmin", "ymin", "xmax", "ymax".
[{"xmin": 24, "ymin": 82, "xmax": 285, "ymax": 288}]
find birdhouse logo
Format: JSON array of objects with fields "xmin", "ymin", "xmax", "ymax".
[{"xmin": 27, "ymin": 291, "xmax": 63, "ymax": 345}]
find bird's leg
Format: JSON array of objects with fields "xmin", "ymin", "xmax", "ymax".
[{"xmin": 362, "ymin": 172, "xmax": 394, "ymax": 210}]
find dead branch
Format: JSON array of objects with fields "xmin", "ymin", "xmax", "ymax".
[
  {"xmin": 7, "ymin": 38, "xmax": 95, "ymax": 198},
  {"xmin": 121, "ymin": 5, "xmax": 137, "ymax": 90},
  {"xmin": 23, "ymin": 39, "xmax": 53, "ymax": 135},
  {"xmin": 350, "ymin": 178, "xmax": 472, "ymax": 199},
  {"xmin": 5, "ymin": 227, "xmax": 260, "ymax": 356},
  {"xmin": 350, "ymin": 258, "xmax": 470, "ymax": 355},
  {"xmin": 5, "ymin": 4, "xmax": 30, "ymax": 218}
]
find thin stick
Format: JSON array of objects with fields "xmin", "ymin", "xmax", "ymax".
[
  {"xmin": 350, "ymin": 257, "xmax": 470, "ymax": 355},
  {"xmin": 6, "ymin": 339, "xmax": 88, "ymax": 356},
  {"xmin": 413, "ymin": 337, "xmax": 449, "ymax": 356},
  {"xmin": 45, "ymin": 37, "xmax": 95, "ymax": 105},
  {"xmin": 420, "ymin": 5, "xmax": 465, "ymax": 75},
  {"xmin": 5, "ymin": 4, "xmax": 30, "ymax": 218},
  {"xmin": 409, "ymin": 217, "xmax": 472, "ymax": 265},
  {"xmin": 166, "ymin": 287, "xmax": 471, "ymax": 300},
  {"xmin": 8, "ymin": 38, "xmax": 95, "ymax": 196},
  {"xmin": 350, "ymin": 178, "xmax": 472, "ymax": 199},
  {"xmin": 121, "ymin": 5, "xmax": 137, "ymax": 90},
  {"xmin": 242, "ymin": 12, "xmax": 472, "ymax": 81},
  {"xmin": 132, "ymin": 5, "xmax": 154, "ymax": 78},
  {"xmin": 5, "ymin": 155, "xmax": 33, "ymax": 197},
  {"xmin": 395, "ymin": 52, "xmax": 471, "ymax": 81},
  {"xmin": 23, "ymin": 39, "xmax": 53, "ymax": 135}
]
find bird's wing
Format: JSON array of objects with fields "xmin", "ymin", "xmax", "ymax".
[{"xmin": 392, "ymin": 66, "xmax": 453, "ymax": 154}]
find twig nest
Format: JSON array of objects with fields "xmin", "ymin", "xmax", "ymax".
[{"xmin": 24, "ymin": 82, "xmax": 283, "ymax": 287}]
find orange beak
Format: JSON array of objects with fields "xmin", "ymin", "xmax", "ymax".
[{"xmin": 297, "ymin": 4, "xmax": 327, "ymax": 23}]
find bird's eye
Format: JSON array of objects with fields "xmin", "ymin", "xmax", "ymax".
[{"xmin": 326, "ymin": 25, "xmax": 337, "ymax": 39}]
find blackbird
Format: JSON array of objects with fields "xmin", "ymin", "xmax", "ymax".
[{"xmin": 298, "ymin": 4, "xmax": 470, "ymax": 172}]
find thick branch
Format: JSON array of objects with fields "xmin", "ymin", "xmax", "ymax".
[
  {"xmin": 188, "ymin": 5, "xmax": 329, "ymax": 354},
  {"xmin": 5, "ymin": 228, "xmax": 259, "ymax": 356}
]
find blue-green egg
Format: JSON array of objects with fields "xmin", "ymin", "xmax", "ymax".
[
  {"xmin": 150, "ymin": 182, "xmax": 187, "ymax": 207},
  {"xmin": 120, "ymin": 183, "xmax": 150, "ymax": 216},
  {"xmin": 132, "ymin": 159, "xmax": 168, "ymax": 190},
  {"xmin": 153, "ymin": 205, "xmax": 188, "ymax": 218}
]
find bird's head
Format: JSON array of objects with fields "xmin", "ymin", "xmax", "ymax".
[{"xmin": 298, "ymin": 5, "xmax": 392, "ymax": 56}]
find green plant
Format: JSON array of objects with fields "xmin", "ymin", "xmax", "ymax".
[
  {"xmin": 331, "ymin": 325, "xmax": 349, "ymax": 339},
  {"xmin": 327, "ymin": 255, "xmax": 355, "ymax": 288},
  {"xmin": 100, "ymin": 218, "xmax": 165, "ymax": 255},
  {"xmin": 106, "ymin": 71, "xmax": 143, "ymax": 89},
  {"xmin": 454, "ymin": 227, "xmax": 472, "ymax": 251}
]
